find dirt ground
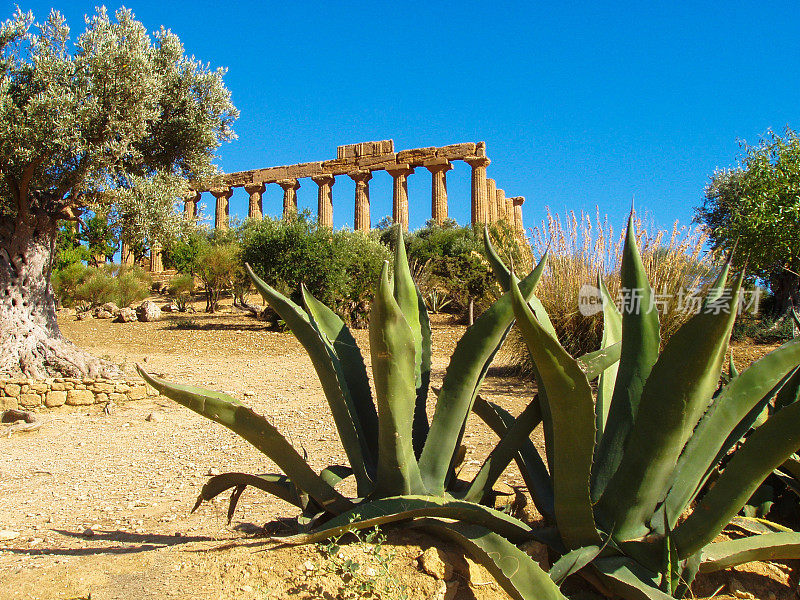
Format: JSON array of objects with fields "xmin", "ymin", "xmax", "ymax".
[{"xmin": 0, "ymin": 298, "xmax": 796, "ymax": 600}]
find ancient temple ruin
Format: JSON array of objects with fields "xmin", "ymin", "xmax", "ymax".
[{"xmin": 134, "ymin": 141, "xmax": 526, "ymax": 271}]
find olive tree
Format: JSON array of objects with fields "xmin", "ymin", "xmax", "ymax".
[
  {"xmin": 0, "ymin": 7, "xmax": 237, "ymax": 377},
  {"xmin": 696, "ymin": 128, "xmax": 800, "ymax": 315}
]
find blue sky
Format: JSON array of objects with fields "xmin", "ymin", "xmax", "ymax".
[{"xmin": 11, "ymin": 1, "xmax": 800, "ymax": 234}]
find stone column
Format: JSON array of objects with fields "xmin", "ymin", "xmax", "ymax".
[
  {"xmin": 278, "ymin": 179, "xmax": 301, "ymax": 219},
  {"xmin": 512, "ymin": 196, "xmax": 526, "ymax": 235},
  {"xmin": 149, "ymin": 244, "xmax": 163, "ymax": 273},
  {"xmin": 486, "ymin": 178, "xmax": 498, "ymax": 223},
  {"xmin": 211, "ymin": 188, "xmax": 233, "ymax": 230},
  {"xmin": 120, "ymin": 239, "xmax": 134, "ymax": 266},
  {"xmin": 312, "ymin": 174, "xmax": 336, "ymax": 228},
  {"xmin": 424, "ymin": 159, "xmax": 453, "ymax": 225},
  {"xmin": 183, "ymin": 191, "xmax": 200, "ymax": 220},
  {"xmin": 386, "ymin": 164, "xmax": 414, "ymax": 231},
  {"xmin": 465, "ymin": 156, "xmax": 491, "ymax": 225},
  {"xmin": 349, "ymin": 170, "xmax": 372, "ymax": 231},
  {"xmin": 506, "ymin": 192, "xmax": 515, "ymax": 225},
  {"xmin": 244, "ymin": 183, "xmax": 266, "ymax": 220},
  {"xmin": 496, "ymin": 188, "xmax": 507, "ymax": 222}
]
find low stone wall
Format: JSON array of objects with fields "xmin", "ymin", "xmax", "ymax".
[{"xmin": 0, "ymin": 378, "xmax": 159, "ymax": 412}]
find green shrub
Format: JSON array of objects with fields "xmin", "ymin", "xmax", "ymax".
[
  {"xmin": 196, "ymin": 241, "xmax": 238, "ymax": 313},
  {"xmin": 115, "ymin": 266, "xmax": 151, "ymax": 308},
  {"xmin": 241, "ymin": 213, "xmax": 390, "ymax": 325},
  {"xmin": 75, "ymin": 267, "xmax": 117, "ymax": 308},
  {"xmin": 169, "ymin": 273, "xmax": 195, "ymax": 311},
  {"xmin": 52, "ymin": 262, "xmax": 88, "ymax": 308}
]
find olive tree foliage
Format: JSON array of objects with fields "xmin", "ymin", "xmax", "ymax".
[
  {"xmin": 696, "ymin": 129, "xmax": 800, "ymax": 316},
  {"xmin": 0, "ymin": 7, "xmax": 237, "ymax": 377}
]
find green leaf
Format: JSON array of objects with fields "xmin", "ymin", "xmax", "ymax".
[
  {"xmin": 548, "ymin": 545, "xmax": 601, "ymax": 586},
  {"xmin": 246, "ymin": 264, "xmax": 373, "ymax": 495},
  {"xmin": 663, "ymin": 337, "xmax": 800, "ymax": 526},
  {"xmin": 510, "ymin": 272, "xmax": 600, "ymax": 549},
  {"xmin": 591, "ymin": 214, "xmax": 661, "ymax": 503},
  {"xmin": 593, "ymin": 556, "xmax": 673, "ymax": 600},
  {"xmin": 301, "ymin": 286, "xmax": 378, "ymax": 464},
  {"xmin": 482, "ymin": 225, "xmax": 549, "ymax": 293},
  {"xmin": 462, "ymin": 395, "xmax": 543, "ymax": 503},
  {"xmin": 137, "ymin": 367, "xmax": 352, "ymax": 514},
  {"xmin": 391, "ymin": 227, "xmax": 431, "ymax": 458},
  {"xmin": 577, "ymin": 342, "xmax": 622, "ymax": 381},
  {"xmin": 413, "ymin": 518, "xmax": 569, "ymax": 600},
  {"xmin": 369, "ymin": 262, "xmax": 426, "ymax": 497},
  {"xmin": 598, "ymin": 270, "xmax": 743, "ymax": 540},
  {"xmin": 699, "ymin": 532, "xmax": 800, "ymax": 572},
  {"xmin": 277, "ymin": 495, "xmax": 535, "ymax": 546},
  {"xmin": 672, "ymin": 395, "xmax": 800, "ymax": 558},
  {"xmin": 193, "ymin": 472, "xmax": 303, "ymax": 515},
  {"xmin": 596, "ymin": 276, "xmax": 622, "ymax": 441},
  {"xmin": 419, "ymin": 260, "xmax": 545, "ymax": 494},
  {"xmin": 472, "ymin": 396, "xmax": 555, "ymax": 523}
]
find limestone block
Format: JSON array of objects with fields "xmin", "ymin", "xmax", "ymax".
[
  {"xmin": 4, "ymin": 384, "xmax": 20, "ymax": 397},
  {"xmin": 397, "ymin": 147, "xmax": 437, "ymax": 164},
  {"xmin": 322, "ymin": 158, "xmax": 357, "ymax": 175},
  {"xmin": 62, "ymin": 382, "xmax": 75, "ymax": 390},
  {"xmin": 114, "ymin": 383, "xmax": 131, "ymax": 393},
  {"xmin": 20, "ymin": 384, "xmax": 30, "ymax": 393},
  {"xmin": 337, "ymin": 145, "xmax": 357, "ymax": 159},
  {"xmin": 379, "ymin": 139, "xmax": 395, "ymax": 153},
  {"xmin": 95, "ymin": 393, "xmax": 109, "ymax": 404},
  {"xmin": 29, "ymin": 382, "xmax": 49, "ymax": 394},
  {"xmin": 108, "ymin": 393, "xmax": 127, "ymax": 402},
  {"xmin": 437, "ymin": 143, "xmax": 477, "ymax": 160},
  {"xmin": 127, "ymin": 386, "xmax": 148, "ymax": 401},
  {"xmin": 90, "ymin": 383, "xmax": 113, "ymax": 393},
  {"xmin": 66, "ymin": 389, "xmax": 94, "ymax": 406},
  {"xmin": 356, "ymin": 153, "xmax": 398, "ymax": 169},
  {"xmin": 50, "ymin": 382, "xmax": 66, "ymax": 391},
  {"xmin": 255, "ymin": 166, "xmax": 289, "ymax": 182},
  {"xmin": 226, "ymin": 169, "xmax": 257, "ymax": 187},
  {"xmin": 137, "ymin": 300, "xmax": 162, "ymax": 322},
  {"xmin": 45, "ymin": 391, "xmax": 67, "ymax": 408},
  {"xmin": 19, "ymin": 393, "xmax": 42, "ymax": 408},
  {"xmin": 1, "ymin": 396, "xmax": 18, "ymax": 411},
  {"xmin": 285, "ymin": 161, "xmax": 323, "ymax": 178}
]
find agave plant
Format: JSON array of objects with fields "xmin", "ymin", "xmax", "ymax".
[{"xmin": 139, "ymin": 219, "xmax": 800, "ymax": 600}]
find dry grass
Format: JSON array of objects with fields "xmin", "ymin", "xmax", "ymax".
[{"xmin": 509, "ymin": 208, "xmax": 718, "ymax": 362}]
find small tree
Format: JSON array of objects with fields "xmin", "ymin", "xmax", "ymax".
[
  {"xmin": 0, "ymin": 8, "xmax": 236, "ymax": 377},
  {"xmin": 696, "ymin": 128, "xmax": 800, "ymax": 315}
]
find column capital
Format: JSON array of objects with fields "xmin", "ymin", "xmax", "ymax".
[
  {"xmin": 277, "ymin": 178, "xmax": 300, "ymax": 191},
  {"xmin": 210, "ymin": 187, "xmax": 233, "ymax": 199},
  {"xmin": 244, "ymin": 183, "xmax": 266, "ymax": 195},
  {"xmin": 385, "ymin": 164, "xmax": 415, "ymax": 178},
  {"xmin": 311, "ymin": 174, "xmax": 336, "ymax": 186},
  {"xmin": 183, "ymin": 190, "xmax": 201, "ymax": 202},
  {"xmin": 423, "ymin": 158, "xmax": 453, "ymax": 173},
  {"xmin": 348, "ymin": 170, "xmax": 373, "ymax": 184},
  {"xmin": 512, "ymin": 196, "xmax": 525, "ymax": 206},
  {"xmin": 464, "ymin": 156, "xmax": 490, "ymax": 168}
]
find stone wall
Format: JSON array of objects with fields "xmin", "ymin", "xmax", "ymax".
[{"xmin": 0, "ymin": 378, "xmax": 159, "ymax": 411}]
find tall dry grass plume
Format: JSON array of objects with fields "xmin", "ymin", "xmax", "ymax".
[{"xmin": 508, "ymin": 208, "xmax": 716, "ymax": 367}]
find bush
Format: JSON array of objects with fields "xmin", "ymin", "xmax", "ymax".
[
  {"xmin": 168, "ymin": 273, "xmax": 195, "ymax": 311},
  {"xmin": 196, "ymin": 242, "xmax": 239, "ymax": 313},
  {"xmin": 241, "ymin": 213, "xmax": 390, "ymax": 326},
  {"xmin": 75, "ymin": 267, "xmax": 117, "ymax": 309},
  {"xmin": 52, "ymin": 263, "xmax": 152, "ymax": 310},
  {"xmin": 115, "ymin": 266, "xmax": 151, "ymax": 308},
  {"xmin": 52, "ymin": 262, "xmax": 88, "ymax": 308}
]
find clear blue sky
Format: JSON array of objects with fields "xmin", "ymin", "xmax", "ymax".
[{"xmin": 11, "ymin": 1, "xmax": 800, "ymax": 234}]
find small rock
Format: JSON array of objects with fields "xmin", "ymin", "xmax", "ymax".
[
  {"xmin": 94, "ymin": 309, "xmax": 113, "ymax": 319},
  {"xmin": 302, "ymin": 560, "xmax": 316, "ymax": 572},
  {"xmin": 82, "ymin": 528, "xmax": 95, "ymax": 538},
  {"xmin": 76, "ymin": 311, "xmax": 90, "ymax": 321},
  {"xmin": 137, "ymin": 300, "xmax": 162, "ymax": 322},
  {"xmin": 101, "ymin": 301, "xmax": 120, "ymax": 315},
  {"xmin": 115, "ymin": 307, "xmax": 138, "ymax": 323},
  {"xmin": 0, "ymin": 530, "xmax": 19, "ymax": 540},
  {"xmin": 162, "ymin": 303, "xmax": 179, "ymax": 313},
  {"xmin": 419, "ymin": 547, "xmax": 453, "ymax": 580},
  {"xmin": 145, "ymin": 412, "xmax": 162, "ymax": 423},
  {"xmin": 728, "ymin": 579, "xmax": 756, "ymax": 600},
  {"xmin": 207, "ymin": 467, "xmax": 221, "ymax": 476},
  {"xmin": 241, "ymin": 585, "xmax": 254, "ymax": 593}
]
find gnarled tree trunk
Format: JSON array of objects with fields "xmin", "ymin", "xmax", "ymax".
[
  {"xmin": 769, "ymin": 270, "xmax": 800, "ymax": 317},
  {"xmin": 0, "ymin": 207, "xmax": 119, "ymax": 378}
]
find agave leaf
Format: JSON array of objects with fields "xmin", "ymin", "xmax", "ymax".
[
  {"xmin": 548, "ymin": 544, "xmax": 602, "ymax": 586},
  {"xmin": 276, "ymin": 495, "xmax": 536, "ymax": 545},
  {"xmin": 245, "ymin": 264, "xmax": 373, "ymax": 495},
  {"xmin": 370, "ymin": 262, "xmax": 426, "ymax": 497},
  {"xmin": 301, "ymin": 286, "xmax": 378, "ymax": 463},
  {"xmin": 591, "ymin": 214, "xmax": 661, "ymax": 503},
  {"xmin": 672, "ymin": 395, "xmax": 800, "ymax": 558},
  {"xmin": 663, "ymin": 338, "xmax": 800, "ymax": 526},
  {"xmin": 772, "ymin": 364, "xmax": 800, "ymax": 412},
  {"xmin": 578, "ymin": 342, "xmax": 622, "ymax": 381},
  {"xmin": 138, "ymin": 367, "xmax": 352, "ymax": 514},
  {"xmin": 596, "ymin": 276, "xmax": 623, "ymax": 441},
  {"xmin": 699, "ymin": 532, "xmax": 800, "ymax": 572},
  {"xmin": 419, "ymin": 262, "xmax": 545, "ymax": 494},
  {"xmin": 482, "ymin": 226, "xmax": 549, "ymax": 293},
  {"xmin": 598, "ymin": 270, "xmax": 743, "ymax": 540},
  {"xmin": 462, "ymin": 395, "xmax": 543, "ymax": 503},
  {"xmin": 592, "ymin": 556, "xmax": 673, "ymax": 600},
  {"xmin": 319, "ymin": 465, "xmax": 353, "ymax": 488},
  {"xmin": 510, "ymin": 272, "xmax": 600, "ymax": 549},
  {"xmin": 413, "ymin": 518, "xmax": 569, "ymax": 600},
  {"xmin": 472, "ymin": 396, "xmax": 555, "ymax": 522},
  {"xmin": 391, "ymin": 228, "xmax": 431, "ymax": 457},
  {"xmin": 193, "ymin": 472, "xmax": 303, "ymax": 516},
  {"xmin": 728, "ymin": 349, "xmax": 739, "ymax": 379},
  {"xmin": 729, "ymin": 516, "xmax": 793, "ymax": 536}
]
